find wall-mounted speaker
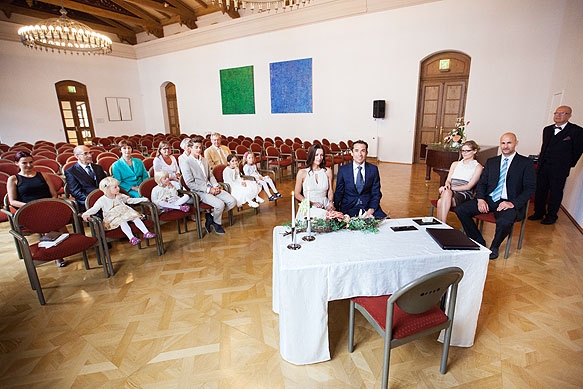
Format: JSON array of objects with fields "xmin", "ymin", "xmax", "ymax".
[{"xmin": 373, "ymin": 100, "xmax": 385, "ymax": 119}]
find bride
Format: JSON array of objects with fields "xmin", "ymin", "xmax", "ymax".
[{"xmin": 294, "ymin": 144, "xmax": 335, "ymax": 219}]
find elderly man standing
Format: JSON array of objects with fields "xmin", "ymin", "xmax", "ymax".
[
  {"xmin": 528, "ymin": 105, "xmax": 583, "ymax": 225},
  {"xmin": 65, "ymin": 145, "xmax": 108, "ymax": 211},
  {"xmin": 204, "ymin": 132, "xmax": 231, "ymax": 170},
  {"xmin": 455, "ymin": 133, "xmax": 536, "ymax": 260},
  {"xmin": 179, "ymin": 137, "xmax": 236, "ymax": 235}
]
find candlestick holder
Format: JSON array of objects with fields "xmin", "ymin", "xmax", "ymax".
[
  {"xmin": 302, "ymin": 217, "xmax": 315, "ymax": 241},
  {"xmin": 287, "ymin": 227, "xmax": 301, "ymax": 250}
]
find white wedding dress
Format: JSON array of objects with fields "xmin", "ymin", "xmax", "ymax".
[{"xmin": 298, "ymin": 168, "xmax": 330, "ymax": 219}]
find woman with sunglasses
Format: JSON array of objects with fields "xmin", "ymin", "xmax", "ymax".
[{"xmin": 436, "ymin": 140, "xmax": 483, "ymax": 223}]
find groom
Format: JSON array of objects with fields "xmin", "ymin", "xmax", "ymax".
[{"xmin": 334, "ymin": 140, "xmax": 387, "ymax": 219}]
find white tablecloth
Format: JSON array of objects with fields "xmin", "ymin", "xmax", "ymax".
[{"xmin": 272, "ymin": 218, "xmax": 490, "ymax": 365}]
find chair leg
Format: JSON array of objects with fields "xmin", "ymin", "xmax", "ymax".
[
  {"xmin": 504, "ymin": 227, "xmax": 513, "ymax": 259},
  {"xmin": 348, "ymin": 300, "xmax": 356, "ymax": 352},
  {"xmin": 518, "ymin": 218, "xmax": 526, "ymax": 249},
  {"xmin": 440, "ymin": 326, "xmax": 453, "ymax": 374},
  {"xmin": 381, "ymin": 330, "xmax": 391, "ymax": 389}
]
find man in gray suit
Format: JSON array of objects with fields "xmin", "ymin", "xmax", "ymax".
[{"xmin": 178, "ymin": 136, "xmax": 236, "ymax": 234}]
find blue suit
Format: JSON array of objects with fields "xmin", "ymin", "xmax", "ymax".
[
  {"xmin": 334, "ymin": 162, "xmax": 387, "ymax": 219},
  {"xmin": 65, "ymin": 162, "xmax": 108, "ymax": 211}
]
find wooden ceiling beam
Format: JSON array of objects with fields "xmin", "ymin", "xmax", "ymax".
[{"xmin": 36, "ymin": 0, "xmax": 152, "ymax": 26}]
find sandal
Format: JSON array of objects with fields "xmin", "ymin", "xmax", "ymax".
[
  {"xmin": 143, "ymin": 232, "xmax": 156, "ymax": 239},
  {"xmin": 130, "ymin": 237, "xmax": 141, "ymax": 246},
  {"xmin": 55, "ymin": 259, "xmax": 66, "ymax": 267},
  {"xmin": 179, "ymin": 205, "xmax": 190, "ymax": 212}
]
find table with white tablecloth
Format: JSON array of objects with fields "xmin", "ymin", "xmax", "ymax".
[{"xmin": 272, "ymin": 218, "xmax": 490, "ymax": 365}]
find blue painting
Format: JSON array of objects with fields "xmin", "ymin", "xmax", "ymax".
[{"xmin": 270, "ymin": 58, "xmax": 313, "ymax": 114}]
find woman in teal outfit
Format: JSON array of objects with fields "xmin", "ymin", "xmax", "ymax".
[{"xmin": 111, "ymin": 140, "xmax": 149, "ymax": 197}]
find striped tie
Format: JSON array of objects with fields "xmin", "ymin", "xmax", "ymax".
[{"xmin": 490, "ymin": 158, "xmax": 508, "ymax": 202}]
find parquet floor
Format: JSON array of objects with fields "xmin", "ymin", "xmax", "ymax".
[{"xmin": 1, "ymin": 163, "xmax": 582, "ymax": 388}]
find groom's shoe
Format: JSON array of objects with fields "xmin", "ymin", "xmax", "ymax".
[
  {"xmin": 489, "ymin": 246, "xmax": 499, "ymax": 260},
  {"xmin": 204, "ymin": 214, "xmax": 213, "ymax": 234}
]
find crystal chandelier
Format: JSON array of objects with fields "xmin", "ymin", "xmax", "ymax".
[
  {"xmin": 212, "ymin": 0, "xmax": 312, "ymax": 13},
  {"xmin": 17, "ymin": 6, "xmax": 112, "ymax": 55}
]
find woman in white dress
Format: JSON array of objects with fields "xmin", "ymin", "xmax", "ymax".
[
  {"xmin": 152, "ymin": 141, "xmax": 182, "ymax": 189},
  {"xmin": 437, "ymin": 140, "xmax": 483, "ymax": 223},
  {"xmin": 294, "ymin": 144, "xmax": 335, "ymax": 219},
  {"xmin": 223, "ymin": 154, "xmax": 262, "ymax": 208}
]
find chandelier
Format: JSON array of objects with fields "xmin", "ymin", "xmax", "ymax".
[
  {"xmin": 17, "ymin": 6, "xmax": 112, "ymax": 55},
  {"xmin": 212, "ymin": 0, "xmax": 312, "ymax": 13}
]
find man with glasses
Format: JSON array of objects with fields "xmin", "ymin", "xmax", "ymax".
[
  {"xmin": 65, "ymin": 145, "xmax": 108, "ymax": 211},
  {"xmin": 528, "ymin": 105, "xmax": 583, "ymax": 225}
]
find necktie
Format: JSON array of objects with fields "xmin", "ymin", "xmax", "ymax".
[
  {"xmin": 218, "ymin": 147, "xmax": 226, "ymax": 164},
  {"xmin": 356, "ymin": 166, "xmax": 364, "ymax": 193},
  {"xmin": 85, "ymin": 165, "xmax": 96, "ymax": 182},
  {"xmin": 490, "ymin": 158, "xmax": 508, "ymax": 202}
]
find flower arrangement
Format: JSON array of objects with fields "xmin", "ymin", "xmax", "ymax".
[
  {"xmin": 285, "ymin": 204, "xmax": 382, "ymax": 234},
  {"xmin": 443, "ymin": 117, "xmax": 469, "ymax": 149}
]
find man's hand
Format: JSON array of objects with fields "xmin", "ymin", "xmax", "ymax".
[
  {"xmin": 477, "ymin": 199, "xmax": 489, "ymax": 213},
  {"xmin": 496, "ymin": 200, "xmax": 514, "ymax": 212}
]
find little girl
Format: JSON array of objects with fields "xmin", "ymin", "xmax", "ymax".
[
  {"xmin": 82, "ymin": 177, "xmax": 155, "ymax": 246},
  {"xmin": 151, "ymin": 170, "xmax": 191, "ymax": 213},
  {"xmin": 223, "ymin": 154, "xmax": 262, "ymax": 208},
  {"xmin": 242, "ymin": 152, "xmax": 282, "ymax": 201}
]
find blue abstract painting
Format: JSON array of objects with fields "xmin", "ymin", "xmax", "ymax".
[{"xmin": 270, "ymin": 58, "xmax": 313, "ymax": 114}]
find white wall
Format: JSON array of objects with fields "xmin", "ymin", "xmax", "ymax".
[
  {"xmin": 1, "ymin": 0, "xmax": 581, "ymax": 226},
  {"xmin": 0, "ymin": 40, "xmax": 145, "ymax": 145}
]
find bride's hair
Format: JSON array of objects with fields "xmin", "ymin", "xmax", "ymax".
[{"xmin": 306, "ymin": 144, "xmax": 326, "ymax": 172}]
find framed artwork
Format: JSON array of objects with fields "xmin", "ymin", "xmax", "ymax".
[
  {"xmin": 270, "ymin": 58, "xmax": 313, "ymax": 114},
  {"xmin": 219, "ymin": 66, "xmax": 256, "ymax": 115},
  {"xmin": 106, "ymin": 97, "xmax": 132, "ymax": 121}
]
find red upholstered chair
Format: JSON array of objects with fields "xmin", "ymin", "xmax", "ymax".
[
  {"xmin": 0, "ymin": 163, "xmax": 19, "ymax": 176},
  {"xmin": 85, "ymin": 189, "xmax": 164, "ymax": 265},
  {"xmin": 348, "ymin": 267, "xmax": 464, "ymax": 389},
  {"xmin": 8, "ymin": 198, "xmax": 107, "ymax": 305},
  {"xmin": 138, "ymin": 178, "xmax": 195, "ymax": 234},
  {"xmin": 473, "ymin": 202, "xmax": 529, "ymax": 259},
  {"xmin": 56, "ymin": 152, "xmax": 75, "ymax": 166},
  {"xmin": 265, "ymin": 146, "xmax": 292, "ymax": 182},
  {"xmin": 96, "ymin": 156, "xmax": 118, "ymax": 175},
  {"xmin": 0, "ymin": 180, "xmax": 8, "ymax": 223},
  {"xmin": 33, "ymin": 159, "xmax": 62, "ymax": 175}
]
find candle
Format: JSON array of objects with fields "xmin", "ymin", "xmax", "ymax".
[
  {"xmin": 291, "ymin": 191, "xmax": 296, "ymax": 228},
  {"xmin": 306, "ymin": 190, "xmax": 310, "ymax": 219}
]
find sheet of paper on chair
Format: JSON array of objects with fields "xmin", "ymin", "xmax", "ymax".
[{"xmin": 38, "ymin": 233, "xmax": 70, "ymax": 248}]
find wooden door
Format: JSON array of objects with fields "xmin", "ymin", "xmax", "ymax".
[
  {"xmin": 55, "ymin": 81, "xmax": 95, "ymax": 145},
  {"xmin": 165, "ymin": 83, "xmax": 181, "ymax": 136},
  {"xmin": 414, "ymin": 52, "xmax": 471, "ymax": 163}
]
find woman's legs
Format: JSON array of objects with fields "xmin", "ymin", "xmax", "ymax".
[{"xmin": 437, "ymin": 189, "xmax": 454, "ymax": 223}]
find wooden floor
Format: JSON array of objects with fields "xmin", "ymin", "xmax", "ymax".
[{"xmin": 1, "ymin": 162, "xmax": 582, "ymax": 388}]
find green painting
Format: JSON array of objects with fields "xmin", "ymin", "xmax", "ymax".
[{"xmin": 220, "ymin": 65, "xmax": 255, "ymax": 115}]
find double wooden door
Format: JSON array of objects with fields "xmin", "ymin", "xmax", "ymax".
[{"xmin": 414, "ymin": 52, "xmax": 471, "ymax": 163}]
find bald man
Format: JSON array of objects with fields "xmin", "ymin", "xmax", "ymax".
[
  {"xmin": 65, "ymin": 145, "xmax": 108, "ymax": 211},
  {"xmin": 529, "ymin": 106, "xmax": 583, "ymax": 225},
  {"xmin": 455, "ymin": 133, "xmax": 536, "ymax": 259}
]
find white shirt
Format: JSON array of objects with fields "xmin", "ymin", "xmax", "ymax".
[
  {"xmin": 499, "ymin": 152, "xmax": 516, "ymax": 200},
  {"xmin": 352, "ymin": 162, "xmax": 365, "ymax": 185},
  {"xmin": 554, "ymin": 123, "xmax": 566, "ymax": 135}
]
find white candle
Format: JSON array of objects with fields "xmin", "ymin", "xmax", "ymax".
[
  {"xmin": 291, "ymin": 191, "xmax": 296, "ymax": 228},
  {"xmin": 306, "ymin": 190, "xmax": 310, "ymax": 219}
]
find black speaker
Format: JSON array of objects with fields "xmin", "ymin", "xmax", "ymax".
[{"xmin": 373, "ymin": 100, "xmax": 385, "ymax": 118}]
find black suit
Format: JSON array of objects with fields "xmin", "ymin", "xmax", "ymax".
[
  {"xmin": 65, "ymin": 162, "xmax": 108, "ymax": 211},
  {"xmin": 533, "ymin": 122, "xmax": 583, "ymax": 221},
  {"xmin": 455, "ymin": 153, "xmax": 536, "ymax": 249}
]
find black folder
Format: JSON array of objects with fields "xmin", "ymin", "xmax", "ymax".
[{"xmin": 426, "ymin": 228, "xmax": 480, "ymax": 250}]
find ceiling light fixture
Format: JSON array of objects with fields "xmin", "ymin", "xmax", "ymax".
[
  {"xmin": 17, "ymin": 6, "xmax": 112, "ymax": 55},
  {"xmin": 212, "ymin": 0, "xmax": 312, "ymax": 13}
]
